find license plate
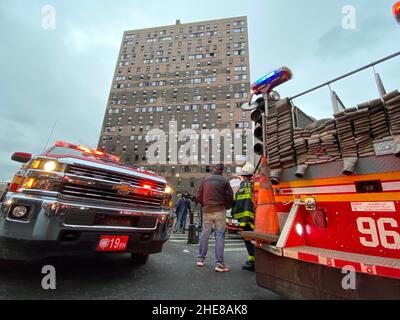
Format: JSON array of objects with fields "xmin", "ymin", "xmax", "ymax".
[{"xmin": 96, "ymin": 235, "xmax": 129, "ymax": 252}]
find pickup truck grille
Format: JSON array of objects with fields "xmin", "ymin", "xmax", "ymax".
[
  {"xmin": 66, "ymin": 164, "xmax": 165, "ymax": 191},
  {"xmin": 60, "ymin": 164, "xmax": 165, "ymax": 209}
]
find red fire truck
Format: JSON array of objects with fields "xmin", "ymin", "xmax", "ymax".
[{"xmin": 243, "ymin": 52, "xmax": 400, "ymax": 299}]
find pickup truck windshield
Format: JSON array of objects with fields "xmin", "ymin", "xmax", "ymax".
[
  {"xmin": 47, "ymin": 147, "xmax": 123, "ymax": 165},
  {"xmin": 47, "ymin": 147, "xmax": 93, "ymax": 157}
]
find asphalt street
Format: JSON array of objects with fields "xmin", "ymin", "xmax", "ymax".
[{"xmin": 0, "ymin": 233, "xmax": 281, "ymax": 300}]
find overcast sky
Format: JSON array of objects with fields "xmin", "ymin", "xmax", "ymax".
[{"xmin": 0, "ymin": 0, "xmax": 399, "ymax": 179}]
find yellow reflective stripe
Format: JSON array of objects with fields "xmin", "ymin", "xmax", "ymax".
[
  {"xmin": 234, "ymin": 211, "xmax": 255, "ymax": 219},
  {"xmin": 237, "ymin": 194, "xmax": 252, "ymax": 201},
  {"xmin": 248, "ymin": 256, "xmax": 255, "ymax": 262},
  {"xmin": 240, "ymin": 221, "xmax": 255, "ymax": 229}
]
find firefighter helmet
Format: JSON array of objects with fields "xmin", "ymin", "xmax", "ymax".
[{"xmin": 239, "ymin": 163, "xmax": 255, "ymax": 176}]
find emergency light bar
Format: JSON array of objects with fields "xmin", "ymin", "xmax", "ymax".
[
  {"xmin": 241, "ymin": 66, "xmax": 293, "ymax": 111},
  {"xmin": 252, "ymin": 67, "xmax": 293, "ymax": 95},
  {"xmin": 54, "ymin": 141, "xmax": 120, "ymax": 162},
  {"xmin": 394, "ymin": 1, "xmax": 400, "ymax": 23}
]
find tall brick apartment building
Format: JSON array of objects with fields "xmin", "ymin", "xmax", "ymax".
[{"xmin": 98, "ymin": 17, "xmax": 252, "ymax": 196}]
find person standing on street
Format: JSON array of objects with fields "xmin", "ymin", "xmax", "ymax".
[
  {"xmin": 184, "ymin": 194, "xmax": 192, "ymax": 227},
  {"xmin": 178, "ymin": 194, "xmax": 191, "ymax": 233},
  {"xmin": 174, "ymin": 194, "xmax": 186, "ymax": 233},
  {"xmin": 232, "ymin": 163, "xmax": 256, "ymax": 272},
  {"xmin": 196, "ymin": 163, "xmax": 233, "ymax": 273}
]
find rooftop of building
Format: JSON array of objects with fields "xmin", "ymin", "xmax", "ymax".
[{"xmin": 123, "ymin": 16, "xmax": 248, "ymax": 34}]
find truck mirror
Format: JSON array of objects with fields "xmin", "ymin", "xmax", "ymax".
[{"xmin": 11, "ymin": 152, "xmax": 32, "ymax": 164}]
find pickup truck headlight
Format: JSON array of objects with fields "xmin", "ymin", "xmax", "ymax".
[
  {"xmin": 20, "ymin": 177, "xmax": 62, "ymax": 193},
  {"xmin": 43, "ymin": 161, "xmax": 57, "ymax": 172},
  {"xmin": 19, "ymin": 171, "xmax": 63, "ymax": 193},
  {"xmin": 164, "ymin": 185, "xmax": 174, "ymax": 195},
  {"xmin": 30, "ymin": 159, "xmax": 66, "ymax": 173},
  {"xmin": 162, "ymin": 184, "xmax": 174, "ymax": 210}
]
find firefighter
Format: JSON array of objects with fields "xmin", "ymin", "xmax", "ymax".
[{"xmin": 232, "ymin": 163, "xmax": 256, "ymax": 272}]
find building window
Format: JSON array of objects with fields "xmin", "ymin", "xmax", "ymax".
[
  {"xmin": 233, "ymin": 20, "xmax": 245, "ymax": 26},
  {"xmin": 234, "ymin": 66, "xmax": 247, "ymax": 72},
  {"xmin": 204, "ymin": 77, "xmax": 216, "ymax": 84},
  {"xmin": 234, "ymin": 92, "xmax": 248, "ymax": 99},
  {"xmin": 234, "ymin": 50, "xmax": 246, "ymax": 56}
]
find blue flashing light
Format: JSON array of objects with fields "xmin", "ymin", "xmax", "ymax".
[
  {"xmin": 256, "ymin": 71, "xmax": 278, "ymax": 86},
  {"xmin": 252, "ymin": 67, "xmax": 293, "ymax": 95}
]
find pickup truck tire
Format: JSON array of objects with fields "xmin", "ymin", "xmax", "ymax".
[{"xmin": 130, "ymin": 253, "xmax": 149, "ymax": 266}]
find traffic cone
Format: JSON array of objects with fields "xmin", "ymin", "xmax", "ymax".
[{"xmin": 255, "ymin": 157, "xmax": 280, "ymax": 235}]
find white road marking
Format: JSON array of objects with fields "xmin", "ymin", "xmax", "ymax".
[
  {"xmin": 169, "ymin": 233, "xmax": 246, "ymax": 253},
  {"xmin": 224, "ymin": 248, "xmax": 247, "ymax": 252}
]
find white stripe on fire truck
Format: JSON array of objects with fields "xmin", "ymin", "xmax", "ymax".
[
  {"xmin": 283, "ymin": 250, "xmax": 299, "ymax": 260},
  {"xmin": 277, "ymin": 181, "xmax": 400, "ymax": 195},
  {"xmin": 381, "ymin": 181, "xmax": 400, "ymax": 192},
  {"xmin": 285, "ymin": 250, "xmax": 392, "ymax": 278},
  {"xmin": 279, "ymin": 185, "xmax": 356, "ymax": 195}
]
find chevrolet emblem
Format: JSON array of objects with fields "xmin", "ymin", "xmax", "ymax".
[{"xmin": 113, "ymin": 183, "xmax": 137, "ymax": 194}]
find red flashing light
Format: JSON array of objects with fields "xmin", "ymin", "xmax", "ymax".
[
  {"xmin": 142, "ymin": 184, "xmax": 153, "ymax": 190},
  {"xmin": 9, "ymin": 174, "xmax": 23, "ymax": 192},
  {"xmin": 54, "ymin": 141, "xmax": 119, "ymax": 162},
  {"xmin": 55, "ymin": 141, "xmax": 76, "ymax": 149},
  {"xmin": 394, "ymin": 1, "xmax": 400, "ymax": 23},
  {"xmin": 77, "ymin": 145, "xmax": 93, "ymax": 154},
  {"xmin": 9, "ymin": 183, "xmax": 20, "ymax": 193},
  {"xmin": 394, "ymin": 1, "xmax": 400, "ymax": 15},
  {"xmin": 108, "ymin": 155, "xmax": 121, "ymax": 162},
  {"xmin": 94, "ymin": 150, "xmax": 105, "ymax": 156}
]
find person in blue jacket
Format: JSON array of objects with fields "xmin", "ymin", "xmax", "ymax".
[{"xmin": 174, "ymin": 194, "xmax": 187, "ymax": 233}]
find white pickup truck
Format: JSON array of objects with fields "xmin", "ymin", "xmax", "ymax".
[{"xmin": 0, "ymin": 141, "xmax": 174, "ymax": 265}]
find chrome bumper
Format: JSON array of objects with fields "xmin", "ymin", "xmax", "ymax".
[{"xmin": 1, "ymin": 192, "xmax": 172, "ymax": 238}]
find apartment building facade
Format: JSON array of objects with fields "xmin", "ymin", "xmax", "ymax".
[{"xmin": 98, "ymin": 16, "xmax": 252, "ymax": 196}]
